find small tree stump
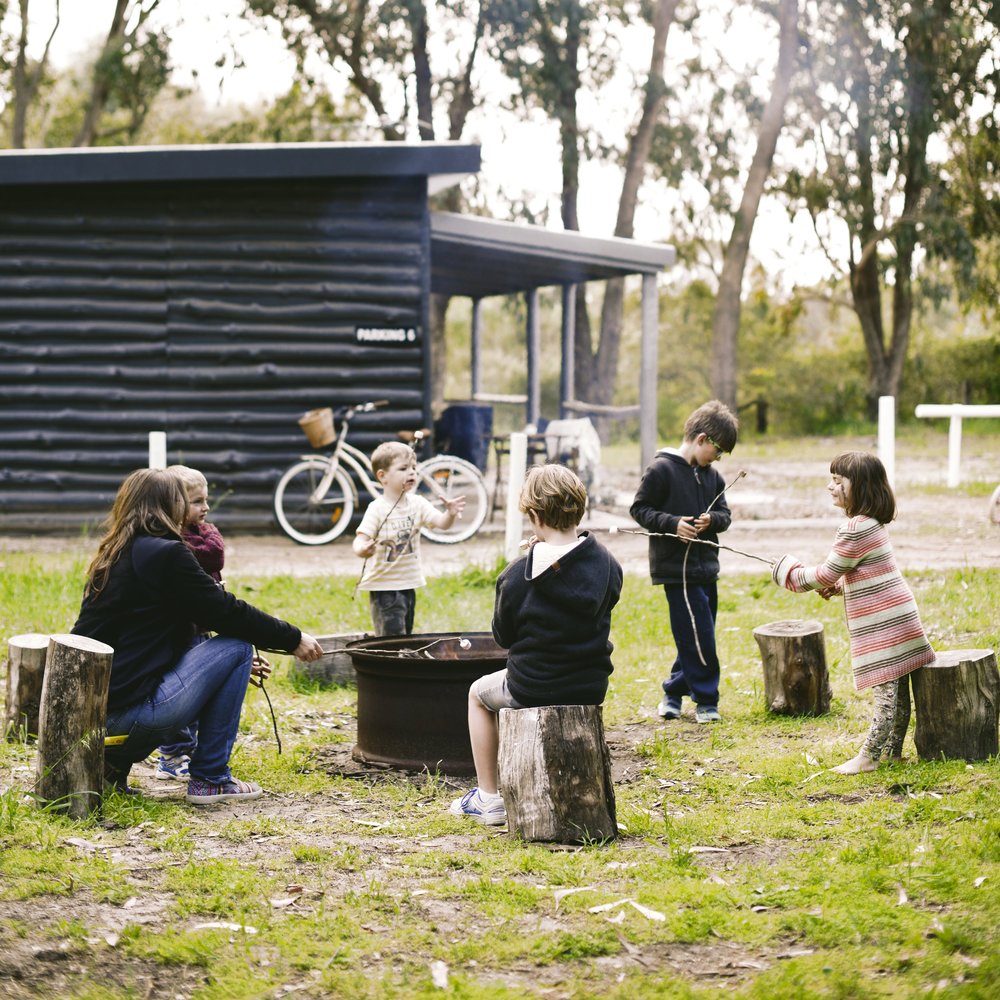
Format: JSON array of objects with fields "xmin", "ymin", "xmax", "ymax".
[
  {"xmin": 753, "ymin": 619, "xmax": 831, "ymax": 716},
  {"xmin": 34, "ymin": 634, "xmax": 114, "ymax": 818},
  {"xmin": 498, "ymin": 704, "xmax": 617, "ymax": 843},
  {"xmin": 4, "ymin": 633, "xmax": 49, "ymax": 741},
  {"xmin": 911, "ymin": 649, "xmax": 1000, "ymax": 761},
  {"xmin": 288, "ymin": 632, "xmax": 363, "ymax": 687}
]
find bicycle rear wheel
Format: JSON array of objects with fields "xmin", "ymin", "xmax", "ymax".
[
  {"xmin": 273, "ymin": 459, "xmax": 355, "ymax": 545},
  {"xmin": 416, "ymin": 455, "xmax": 489, "ymax": 544}
]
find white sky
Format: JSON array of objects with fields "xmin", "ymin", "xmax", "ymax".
[{"xmin": 15, "ymin": 0, "xmax": 839, "ymax": 290}]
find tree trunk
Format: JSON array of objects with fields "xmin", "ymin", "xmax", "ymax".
[
  {"xmin": 34, "ymin": 633, "xmax": 115, "ymax": 818},
  {"xmin": 73, "ymin": 0, "xmax": 129, "ymax": 147},
  {"xmin": 590, "ymin": 0, "xmax": 678, "ymax": 420},
  {"xmin": 911, "ymin": 650, "xmax": 1000, "ymax": 761},
  {"xmin": 752, "ymin": 619, "xmax": 831, "ymax": 715},
  {"xmin": 4, "ymin": 632, "xmax": 49, "ymax": 740},
  {"xmin": 711, "ymin": 0, "xmax": 799, "ymax": 410},
  {"xmin": 498, "ymin": 704, "xmax": 617, "ymax": 843}
]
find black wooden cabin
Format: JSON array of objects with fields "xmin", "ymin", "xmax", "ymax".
[{"xmin": 0, "ymin": 142, "xmax": 479, "ymax": 531}]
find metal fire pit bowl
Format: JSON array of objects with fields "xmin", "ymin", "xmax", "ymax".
[{"xmin": 347, "ymin": 632, "xmax": 507, "ymax": 775}]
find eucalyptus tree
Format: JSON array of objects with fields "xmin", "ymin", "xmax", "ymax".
[
  {"xmin": 789, "ymin": 0, "xmax": 999, "ymax": 415},
  {"xmin": 485, "ymin": 0, "xmax": 682, "ymax": 416},
  {"xmin": 645, "ymin": 0, "xmax": 802, "ymax": 413},
  {"xmin": 710, "ymin": 0, "xmax": 798, "ymax": 411},
  {"xmin": 0, "ymin": 0, "xmax": 170, "ymax": 148}
]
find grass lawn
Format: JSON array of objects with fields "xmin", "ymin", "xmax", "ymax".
[{"xmin": 1, "ymin": 542, "xmax": 998, "ymax": 998}]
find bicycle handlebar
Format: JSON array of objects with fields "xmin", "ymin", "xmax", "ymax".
[{"xmin": 335, "ymin": 399, "xmax": 390, "ymax": 419}]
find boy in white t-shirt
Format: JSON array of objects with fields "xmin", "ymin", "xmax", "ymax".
[{"xmin": 353, "ymin": 441, "xmax": 465, "ymax": 635}]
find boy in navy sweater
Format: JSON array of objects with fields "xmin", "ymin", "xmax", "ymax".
[
  {"xmin": 630, "ymin": 400, "xmax": 739, "ymax": 724},
  {"xmin": 450, "ymin": 464, "xmax": 623, "ymax": 825}
]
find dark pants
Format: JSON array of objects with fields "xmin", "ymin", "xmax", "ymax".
[
  {"xmin": 369, "ymin": 589, "xmax": 416, "ymax": 636},
  {"xmin": 662, "ymin": 581, "xmax": 721, "ymax": 707}
]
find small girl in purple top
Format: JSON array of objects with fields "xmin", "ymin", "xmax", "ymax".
[{"xmin": 154, "ymin": 465, "xmax": 226, "ymax": 780}]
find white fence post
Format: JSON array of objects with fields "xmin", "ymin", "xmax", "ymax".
[
  {"xmin": 947, "ymin": 414, "xmax": 963, "ymax": 488},
  {"xmin": 148, "ymin": 431, "xmax": 167, "ymax": 469},
  {"xmin": 913, "ymin": 404, "xmax": 1000, "ymax": 487},
  {"xmin": 877, "ymin": 396, "xmax": 895, "ymax": 489},
  {"xmin": 504, "ymin": 433, "xmax": 528, "ymax": 562}
]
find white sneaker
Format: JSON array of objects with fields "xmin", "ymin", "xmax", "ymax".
[
  {"xmin": 449, "ymin": 788, "xmax": 507, "ymax": 826},
  {"xmin": 155, "ymin": 754, "xmax": 190, "ymax": 780}
]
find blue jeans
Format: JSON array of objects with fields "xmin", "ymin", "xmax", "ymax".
[
  {"xmin": 105, "ymin": 636, "xmax": 253, "ymax": 784},
  {"xmin": 662, "ymin": 582, "xmax": 720, "ymax": 707},
  {"xmin": 159, "ymin": 633, "xmax": 207, "ymax": 757}
]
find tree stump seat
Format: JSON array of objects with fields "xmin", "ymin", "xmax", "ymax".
[
  {"xmin": 4, "ymin": 632, "xmax": 50, "ymax": 740},
  {"xmin": 497, "ymin": 704, "xmax": 617, "ymax": 844},
  {"xmin": 35, "ymin": 634, "xmax": 115, "ymax": 819},
  {"xmin": 912, "ymin": 649, "xmax": 999, "ymax": 761},
  {"xmin": 752, "ymin": 619, "xmax": 832, "ymax": 716}
]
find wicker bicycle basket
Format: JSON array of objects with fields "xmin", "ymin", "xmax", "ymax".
[{"xmin": 298, "ymin": 407, "xmax": 335, "ymax": 448}]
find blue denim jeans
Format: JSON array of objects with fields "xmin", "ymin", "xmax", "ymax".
[
  {"xmin": 662, "ymin": 582, "xmax": 721, "ymax": 707},
  {"xmin": 105, "ymin": 636, "xmax": 253, "ymax": 784}
]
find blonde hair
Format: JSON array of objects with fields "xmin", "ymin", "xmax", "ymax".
[
  {"xmin": 85, "ymin": 469, "xmax": 187, "ymax": 596},
  {"xmin": 371, "ymin": 441, "xmax": 413, "ymax": 475},
  {"xmin": 519, "ymin": 464, "xmax": 588, "ymax": 531},
  {"xmin": 166, "ymin": 464, "xmax": 208, "ymax": 495}
]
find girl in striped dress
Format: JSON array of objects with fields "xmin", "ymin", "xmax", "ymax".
[{"xmin": 772, "ymin": 452, "xmax": 935, "ymax": 774}]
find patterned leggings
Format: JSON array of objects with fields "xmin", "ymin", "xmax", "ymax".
[{"xmin": 861, "ymin": 675, "xmax": 913, "ymax": 760}]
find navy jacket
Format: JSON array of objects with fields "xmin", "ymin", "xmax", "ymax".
[
  {"xmin": 72, "ymin": 535, "xmax": 300, "ymax": 712},
  {"xmin": 493, "ymin": 532, "xmax": 622, "ymax": 707},
  {"xmin": 629, "ymin": 450, "xmax": 731, "ymax": 585}
]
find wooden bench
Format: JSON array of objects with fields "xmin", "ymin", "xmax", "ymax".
[{"xmin": 497, "ymin": 704, "xmax": 617, "ymax": 843}]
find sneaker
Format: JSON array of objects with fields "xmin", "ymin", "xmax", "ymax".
[
  {"xmin": 185, "ymin": 776, "xmax": 263, "ymax": 805},
  {"xmin": 695, "ymin": 705, "xmax": 722, "ymax": 724},
  {"xmin": 449, "ymin": 788, "xmax": 507, "ymax": 826},
  {"xmin": 155, "ymin": 754, "xmax": 190, "ymax": 781},
  {"xmin": 657, "ymin": 697, "xmax": 682, "ymax": 720}
]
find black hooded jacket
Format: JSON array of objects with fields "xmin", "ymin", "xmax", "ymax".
[
  {"xmin": 492, "ymin": 531, "xmax": 622, "ymax": 707},
  {"xmin": 629, "ymin": 450, "xmax": 732, "ymax": 585}
]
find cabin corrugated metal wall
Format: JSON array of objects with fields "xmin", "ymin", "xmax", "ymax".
[{"xmin": 0, "ymin": 176, "xmax": 430, "ymax": 532}]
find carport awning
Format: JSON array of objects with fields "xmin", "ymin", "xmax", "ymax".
[{"xmin": 429, "ymin": 212, "xmax": 676, "ymax": 298}]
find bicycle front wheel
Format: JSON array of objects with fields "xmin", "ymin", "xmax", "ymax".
[
  {"xmin": 273, "ymin": 459, "xmax": 356, "ymax": 545},
  {"xmin": 416, "ymin": 455, "xmax": 489, "ymax": 544}
]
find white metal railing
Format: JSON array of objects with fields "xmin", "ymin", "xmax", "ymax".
[{"xmin": 914, "ymin": 404, "xmax": 1000, "ymax": 487}]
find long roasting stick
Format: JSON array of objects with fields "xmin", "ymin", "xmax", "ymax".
[{"xmin": 607, "ymin": 526, "xmax": 776, "ymax": 567}]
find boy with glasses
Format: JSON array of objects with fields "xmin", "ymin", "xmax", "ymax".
[{"xmin": 630, "ymin": 400, "xmax": 740, "ymax": 723}]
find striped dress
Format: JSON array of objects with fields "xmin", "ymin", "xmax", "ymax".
[{"xmin": 772, "ymin": 515, "xmax": 935, "ymax": 690}]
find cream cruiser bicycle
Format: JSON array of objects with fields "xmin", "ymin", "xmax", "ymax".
[{"xmin": 273, "ymin": 400, "xmax": 489, "ymax": 546}]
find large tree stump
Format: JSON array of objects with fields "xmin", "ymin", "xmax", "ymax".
[
  {"xmin": 288, "ymin": 632, "xmax": 363, "ymax": 687},
  {"xmin": 753, "ymin": 619, "xmax": 831, "ymax": 716},
  {"xmin": 911, "ymin": 649, "xmax": 1000, "ymax": 761},
  {"xmin": 34, "ymin": 634, "xmax": 115, "ymax": 819},
  {"xmin": 4, "ymin": 633, "xmax": 49, "ymax": 741},
  {"xmin": 498, "ymin": 704, "xmax": 617, "ymax": 843}
]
